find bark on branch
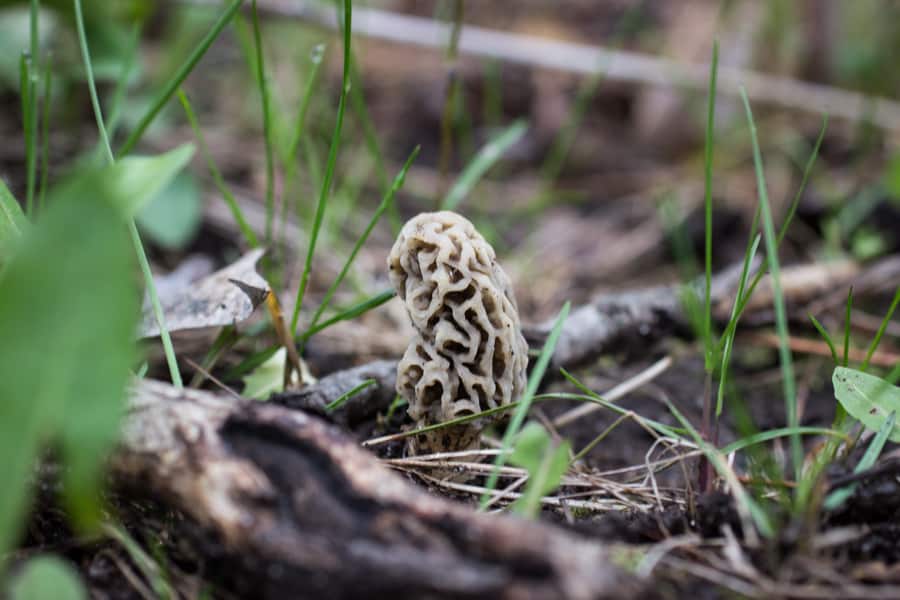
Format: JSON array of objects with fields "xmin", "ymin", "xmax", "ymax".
[
  {"xmin": 275, "ymin": 257, "xmax": 900, "ymax": 420},
  {"xmin": 114, "ymin": 380, "xmax": 641, "ymax": 600}
]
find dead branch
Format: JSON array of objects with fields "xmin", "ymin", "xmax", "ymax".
[
  {"xmin": 113, "ymin": 380, "xmax": 641, "ymax": 600},
  {"xmin": 534, "ymin": 259, "xmax": 756, "ymax": 369},
  {"xmin": 187, "ymin": 0, "xmax": 900, "ymax": 134},
  {"xmin": 270, "ymin": 359, "xmax": 397, "ymax": 427},
  {"xmin": 272, "ymin": 257, "xmax": 894, "ymax": 417}
]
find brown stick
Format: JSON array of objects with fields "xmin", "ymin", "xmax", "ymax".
[
  {"xmin": 274, "ymin": 257, "xmax": 897, "ymax": 419},
  {"xmin": 114, "ymin": 379, "xmax": 641, "ymax": 600}
]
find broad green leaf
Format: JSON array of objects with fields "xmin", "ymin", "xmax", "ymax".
[
  {"xmin": 0, "ymin": 178, "xmax": 27, "ymax": 259},
  {"xmin": 0, "ymin": 188, "xmax": 137, "ymax": 555},
  {"xmin": 135, "ymin": 171, "xmax": 202, "ymax": 249},
  {"xmin": 833, "ymin": 367, "xmax": 900, "ymax": 441},
  {"xmin": 243, "ymin": 347, "xmax": 289, "ymax": 400},
  {"xmin": 7, "ymin": 555, "xmax": 87, "ymax": 600},
  {"xmin": 54, "ymin": 143, "xmax": 195, "ymax": 219},
  {"xmin": 508, "ymin": 422, "xmax": 571, "ymax": 518}
]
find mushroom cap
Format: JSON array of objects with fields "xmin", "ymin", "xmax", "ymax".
[{"xmin": 388, "ymin": 211, "xmax": 528, "ymax": 445}]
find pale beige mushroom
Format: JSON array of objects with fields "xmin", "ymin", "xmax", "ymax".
[{"xmin": 388, "ymin": 211, "xmax": 528, "ymax": 457}]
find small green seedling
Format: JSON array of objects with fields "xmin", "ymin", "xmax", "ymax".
[
  {"xmin": 6, "ymin": 555, "xmax": 87, "ymax": 600},
  {"xmin": 508, "ymin": 422, "xmax": 571, "ymax": 519}
]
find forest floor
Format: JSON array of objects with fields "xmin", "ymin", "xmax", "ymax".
[{"xmin": 4, "ymin": 1, "xmax": 900, "ymax": 598}]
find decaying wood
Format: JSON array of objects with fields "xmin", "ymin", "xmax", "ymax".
[
  {"xmin": 532, "ymin": 259, "xmax": 757, "ymax": 369},
  {"xmin": 537, "ymin": 256, "xmax": 900, "ymax": 369},
  {"xmin": 270, "ymin": 359, "xmax": 397, "ymax": 427},
  {"xmin": 114, "ymin": 380, "xmax": 641, "ymax": 600}
]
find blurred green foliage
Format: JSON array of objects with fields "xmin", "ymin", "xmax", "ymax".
[
  {"xmin": 0, "ymin": 163, "xmax": 150, "ymax": 560},
  {"xmin": 7, "ymin": 555, "xmax": 88, "ymax": 600},
  {"xmin": 136, "ymin": 171, "xmax": 203, "ymax": 250}
]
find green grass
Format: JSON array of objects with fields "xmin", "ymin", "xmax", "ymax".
[
  {"xmin": 843, "ymin": 287, "xmax": 853, "ymax": 368},
  {"xmin": 740, "ymin": 86, "xmax": 800, "ymax": 479},
  {"xmin": 702, "ymin": 41, "xmax": 719, "ymax": 370},
  {"xmin": 250, "ymin": 0, "xmax": 276, "ymax": 246},
  {"xmin": 808, "ymin": 313, "xmax": 839, "ymax": 364},
  {"xmin": 712, "ymin": 117, "xmax": 828, "ymax": 360},
  {"xmin": 178, "ymin": 90, "xmax": 259, "ymax": 248},
  {"xmin": 861, "ymin": 284, "xmax": 900, "ymax": 371},
  {"xmin": 348, "ymin": 57, "xmax": 399, "ymax": 231},
  {"xmin": 307, "ymin": 146, "xmax": 420, "ymax": 333},
  {"xmin": 24, "ymin": 0, "xmax": 40, "ymax": 216},
  {"xmin": 667, "ymin": 399, "xmax": 774, "ymax": 538},
  {"xmin": 36, "ymin": 53, "xmax": 51, "ymax": 212},
  {"xmin": 290, "ymin": 0, "xmax": 353, "ymax": 337},
  {"xmin": 441, "ymin": 120, "xmax": 528, "ymax": 212},
  {"xmin": 716, "ymin": 232, "xmax": 760, "ymax": 417},
  {"xmin": 298, "ymin": 289, "xmax": 396, "ymax": 343},
  {"xmin": 325, "ymin": 379, "xmax": 376, "ymax": 411},
  {"xmin": 73, "ymin": 0, "xmax": 182, "ymax": 388},
  {"xmin": 21, "ymin": 54, "xmax": 36, "ymax": 217},
  {"xmin": 117, "ymin": 0, "xmax": 244, "ymax": 159},
  {"xmin": 102, "ymin": 23, "xmax": 141, "ymax": 145}
]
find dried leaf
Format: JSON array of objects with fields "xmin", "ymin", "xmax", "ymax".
[{"xmin": 139, "ymin": 249, "xmax": 269, "ymax": 338}]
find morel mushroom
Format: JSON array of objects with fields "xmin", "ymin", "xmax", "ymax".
[{"xmin": 388, "ymin": 211, "xmax": 528, "ymax": 456}]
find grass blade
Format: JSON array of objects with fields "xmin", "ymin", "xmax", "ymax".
[
  {"xmin": 442, "ymin": 120, "xmax": 527, "ymax": 212},
  {"xmin": 557, "ymin": 370, "xmax": 686, "ymax": 440},
  {"xmin": 740, "ymin": 87, "xmax": 800, "ymax": 478},
  {"xmin": 716, "ymin": 233, "xmax": 760, "ymax": 416},
  {"xmin": 843, "ymin": 286, "xmax": 854, "ymax": 368},
  {"xmin": 37, "ymin": 53, "xmax": 52, "ymax": 212},
  {"xmin": 325, "ymin": 379, "xmax": 376, "ymax": 411},
  {"xmin": 250, "ymin": 0, "xmax": 276, "ymax": 245},
  {"xmin": 720, "ymin": 426, "xmax": 846, "ymax": 455},
  {"xmin": 778, "ymin": 115, "xmax": 829, "ymax": 247},
  {"xmin": 286, "ymin": 44, "xmax": 326, "ymax": 164},
  {"xmin": 666, "ymin": 400, "xmax": 774, "ymax": 539},
  {"xmin": 117, "ymin": 0, "xmax": 244, "ymax": 158},
  {"xmin": 308, "ymin": 146, "xmax": 419, "ymax": 332},
  {"xmin": 809, "ymin": 313, "xmax": 839, "ymax": 365},
  {"xmin": 479, "ymin": 301, "xmax": 570, "ymax": 508},
  {"xmin": 24, "ymin": 0, "xmax": 40, "ymax": 216},
  {"xmin": 290, "ymin": 0, "xmax": 353, "ymax": 337},
  {"xmin": 714, "ymin": 115, "xmax": 829, "ymax": 357},
  {"xmin": 178, "ymin": 90, "xmax": 259, "ymax": 248},
  {"xmin": 22, "ymin": 56, "xmax": 37, "ymax": 217},
  {"xmin": 73, "ymin": 0, "xmax": 182, "ymax": 388},
  {"xmin": 861, "ymin": 284, "xmax": 900, "ymax": 372},
  {"xmin": 537, "ymin": 5, "xmax": 641, "ymax": 188},
  {"xmin": 104, "ymin": 22, "xmax": 142, "ymax": 144},
  {"xmin": 703, "ymin": 40, "xmax": 719, "ymax": 369},
  {"xmin": 299, "ymin": 289, "xmax": 395, "ymax": 342}
]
